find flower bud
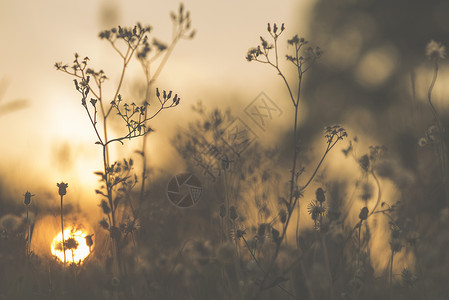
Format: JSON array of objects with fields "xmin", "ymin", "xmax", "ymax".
[
  {"xmin": 359, "ymin": 207, "xmax": 369, "ymax": 221},
  {"xmin": 85, "ymin": 234, "xmax": 94, "ymax": 247},
  {"xmin": 316, "ymin": 188, "xmax": 325, "ymax": 203},
  {"xmin": 57, "ymin": 182, "xmax": 68, "ymax": 196},
  {"xmin": 24, "ymin": 191, "xmax": 34, "ymax": 205}
]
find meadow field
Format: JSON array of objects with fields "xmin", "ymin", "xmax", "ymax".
[{"xmin": 0, "ymin": 1, "xmax": 448, "ymax": 299}]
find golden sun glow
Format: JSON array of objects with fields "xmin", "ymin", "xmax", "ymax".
[{"xmin": 51, "ymin": 227, "xmax": 93, "ymax": 264}]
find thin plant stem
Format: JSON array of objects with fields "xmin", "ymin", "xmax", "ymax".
[
  {"xmin": 427, "ymin": 62, "xmax": 449, "ymax": 203},
  {"xmin": 138, "ymin": 10, "xmax": 194, "ymax": 204},
  {"xmin": 241, "ymin": 236, "xmax": 296, "ymax": 299},
  {"xmin": 357, "ymin": 220, "xmax": 362, "ymax": 269},
  {"xmin": 321, "ymin": 232, "xmax": 335, "ymax": 300},
  {"xmin": 26, "ymin": 205, "xmax": 30, "ymax": 259},
  {"xmin": 389, "ymin": 250, "xmax": 394, "ymax": 293},
  {"xmin": 368, "ymin": 171, "xmax": 382, "ymax": 217},
  {"xmin": 224, "ymin": 168, "xmax": 230, "ymax": 240},
  {"xmin": 250, "ymin": 29, "xmax": 343, "ymax": 297},
  {"xmin": 60, "ymin": 195, "xmax": 66, "ymax": 265}
]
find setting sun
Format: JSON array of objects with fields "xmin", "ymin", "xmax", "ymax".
[{"xmin": 51, "ymin": 227, "xmax": 93, "ymax": 264}]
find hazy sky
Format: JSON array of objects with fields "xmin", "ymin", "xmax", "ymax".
[
  {"xmin": 0, "ymin": 1, "xmax": 425, "ymax": 275},
  {"xmin": 0, "ymin": 0, "xmax": 314, "ymax": 205}
]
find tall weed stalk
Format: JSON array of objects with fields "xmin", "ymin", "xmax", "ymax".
[{"xmin": 246, "ymin": 23, "xmax": 347, "ymax": 297}]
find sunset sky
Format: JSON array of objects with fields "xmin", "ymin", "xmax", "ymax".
[{"xmin": 0, "ymin": 0, "xmax": 315, "ymax": 205}]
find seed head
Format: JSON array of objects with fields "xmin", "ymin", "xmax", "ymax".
[
  {"xmin": 57, "ymin": 182, "xmax": 68, "ymax": 196},
  {"xmin": 24, "ymin": 191, "xmax": 35, "ymax": 205},
  {"xmin": 64, "ymin": 237, "xmax": 79, "ymax": 250},
  {"xmin": 426, "ymin": 40, "xmax": 446, "ymax": 62}
]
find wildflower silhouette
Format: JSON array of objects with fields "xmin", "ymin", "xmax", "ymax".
[
  {"xmin": 55, "ymin": 3, "xmax": 194, "ymax": 283},
  {"xmin": 23, "ymin": 191, "xmax": 34, "ymax": 259},
  {"xmin": 57, "ymin": 182, "xmax": 68, "ymax": 264},
  {"xmin": 85, "ymin": 234, "xmax": 94, "ymax": 253},
  {"xmin": 247, "ymin": 23, "xmax": 346, "ymax": 299},
  {"xmin": 424, "ymin": 40, "xmax": 448, "ymax": 204}
]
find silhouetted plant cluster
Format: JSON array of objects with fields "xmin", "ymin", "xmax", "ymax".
[{"xmin": 53, "ymin": 3, "xmax": 194, "ymax": 296}]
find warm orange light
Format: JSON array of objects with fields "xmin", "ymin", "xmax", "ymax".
[{"xmin": 51, "ymin": 227, "xmax": 93, "ymax": 264}]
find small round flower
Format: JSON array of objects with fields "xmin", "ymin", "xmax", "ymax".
[
  {"xmin": 57, "ymin": 182, "xmax": 68, "ymax": 196},
  {"xmin": 426, "ymin": 40, "xmax": 446, "ymax": 62}
]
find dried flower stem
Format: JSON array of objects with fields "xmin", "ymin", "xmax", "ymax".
[
  {"xmin": 321, "ymin": 232, "xmax": 335, "ymax": 300},
  {"xmin": 60, "ymin": 194, "xmax": 66, "ymax": 265},
  {"xmin": 368, "ymin": 171, "xmax": 382, "ymax": 217},
  {"xmin": 427, "ymin": 61, "xmax": 449, "ymax": 204},
  {"xmin": 389, "ymin": 249, "xmax": 395, "ymax": 289},
  {"xmin": 248, "ymin": 23, "xmax": 343, "ymax": 299},
  {"xmin": 138, "ymin": 4, "xmax": 195, "ymax": 204},
  {"xmin": 26, "ymin": 205, "xmax": 30, "ymax": 259}
]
